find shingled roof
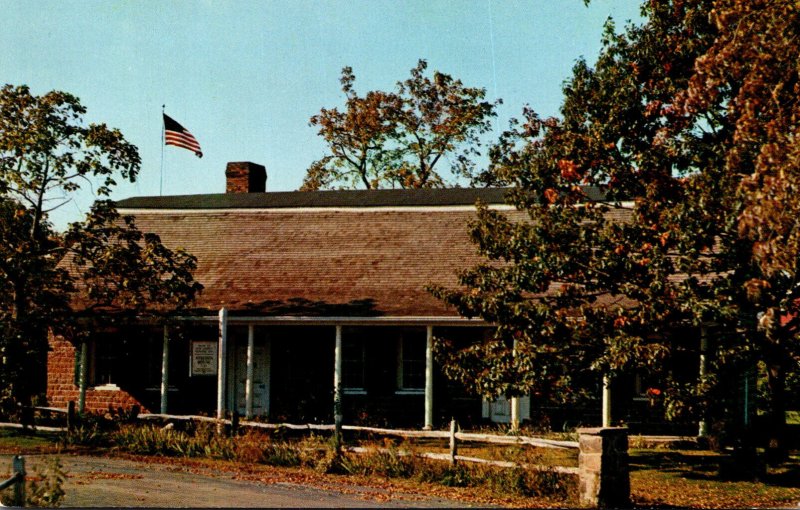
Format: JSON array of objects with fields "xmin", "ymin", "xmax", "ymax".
[
  {"xmin": 115, "ymin": 186, "xmax": 622, "ymax": 318},
  {"xmin": 116, "ymin": 188, "xmax": 522, "ymax": 318}
]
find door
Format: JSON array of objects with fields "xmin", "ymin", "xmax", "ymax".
[
  {"xmin": 227, "ymin": 340, "xmax": 270, "ymax": 417},
  {"xmin": 482, "ymin": 395, "xmax": 531, "ymax": 424}
]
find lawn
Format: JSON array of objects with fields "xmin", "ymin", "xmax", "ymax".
[
  {"xmin": 0, "ymin": 428, "xmax": 62, "ymax": 454},
  {"xmin": 1, "ymin": 426, "xmax": 800, "ymax": 508},
  {"xmin": 630, "ymin": 449, "xmax": 800, "ymax": 508}
]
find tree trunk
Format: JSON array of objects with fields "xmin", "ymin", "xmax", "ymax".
[{"xmin": 765, "ymin": 361, "xmax": 788, "ymax": 465}]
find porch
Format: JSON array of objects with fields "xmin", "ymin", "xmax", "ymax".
[{"xmin": 57, "ymin": 310, "xmax": 502, "ymax": 430}]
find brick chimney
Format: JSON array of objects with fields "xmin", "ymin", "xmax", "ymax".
[{"xmin": 225, "ymin": 162, "xmax": 267, "ymax": 193}]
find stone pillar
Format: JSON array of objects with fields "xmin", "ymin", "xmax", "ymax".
[{"xmin": 578, "ymin": 427, "xmax": 630, "ymax": 508}]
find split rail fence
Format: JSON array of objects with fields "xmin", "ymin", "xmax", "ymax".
[
  {"xmin": 0, "ymin": 455, "xmax": 25, "ymax": 507},
  {"xmin": 11, "ymin": 405, "xmax": 629, "ymax": 507}
]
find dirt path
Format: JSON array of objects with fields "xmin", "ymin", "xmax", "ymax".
[{"xmin": 5, "ymin": 453, "xmax": 487, "ymax": 508}]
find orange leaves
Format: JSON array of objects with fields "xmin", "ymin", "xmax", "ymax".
[
  {"xmin": 543, "ymin": 188, "xmax": 559, "ymax": 204},
  {"xmin": 558, "ymin": 159, "xmax": 580, "ymax": 182},
  {"xmin": 744, "ymin": 278, "xmax": 770, "ymax": 301}
]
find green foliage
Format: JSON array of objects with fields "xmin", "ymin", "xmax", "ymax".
[
  {"xmin": 26, "ymin": 457, "xmax": 67, "ymax": 508},
  {"xmin": 430, "ymin": 0, "xmax": 800, "ymax": 455},
  {"xmin": 338, "ymin": 441, "xmax": 415, "ymax": 478},
  {"xmin": 112, "ymin": 422, "xmax": 234, "ymax": 460},
  {"xmin": 105, "ymin": 423, "xmax": 575, "ymax": 502},
  {"xmin": 302, "ymin": 60, "xmax": 498, "ymax": 190},
  {"xmin": 0, "ymin": 457, "xmax": 67, "ymax": 508},
  {"xmin": 0, "ymin": 84, "xmax": 201, "ymax": 407},
  {"xmin": 65, "ymin": 422, "xmax": 106, "ymax": 447}
]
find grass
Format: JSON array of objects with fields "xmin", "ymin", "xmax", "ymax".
[
  {"xmin": 630, "ymin": 449, "xmax": 800, "ymax": 508},
  {"xmin": 3, "ymin": 424, "xmax": 800, "ymax": 508},
  {"xmin": 0, "ymin": 429, "xmax": 62, "ymax": 453}
]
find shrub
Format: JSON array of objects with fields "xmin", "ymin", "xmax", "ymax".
[
  {"xmin": 26, "ymin": 457, "xmax": 67, "ymax": 507},
  {"xmin": 0, "ymin": 457, "xmax": 67, "ymax": 508},
  {"xmin": 416, "ymin": 461, "xmax": 474, "ymax": 487},
  {"xmin": 65, "ymin": 421, "xmax": 106, "ymax": 447}
]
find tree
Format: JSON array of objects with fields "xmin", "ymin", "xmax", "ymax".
[
  {"xmin": 676, "ymin": 0, "xmax": 800, "ymax": 461},
  {"xmin": 430, "ymin": 0, "xmax": 724, "ymax": 417},
  {"xmin": 301, "ymin": 60, "xmax": 499, "ymax": 190},
  {"xmin": 0, "ymin": 84, "xmax": 201, "ymax": 410},
  {"xmin": 435, "ymin": 0, "xmax": 800, "ymax": 461}
]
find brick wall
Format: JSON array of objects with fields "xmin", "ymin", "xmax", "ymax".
[
  {"xmin": 225, "ymin": 162, "xmax": 266, "ymax": 193},
  {"xmin": 47, "ymin": 333, "xmax": 150, "ymax": 413}
]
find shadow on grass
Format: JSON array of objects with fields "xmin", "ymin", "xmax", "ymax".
[{"xmin": 630, "ymin": 449, "xmax": 800, "ymax": 488}]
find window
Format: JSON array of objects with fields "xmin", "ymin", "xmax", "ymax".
[
  {"xmin": 73, "ymin": 330, "xmax": 160, "ymax": 389},
  {"xmin": 397, "ymin": 333, "xmax": 425, "ymax": 392},
  {"xmin": 342, "ymin": 337, "xmax": 366, "ymax": 393},
  {"xmin": 93, "ymin": 339, "xmax": 119, "ymax": 387}
]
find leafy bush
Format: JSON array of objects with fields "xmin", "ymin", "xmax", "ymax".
[
  {"xmin": 65, "ymin": 422, "xmax": 106, "ymax": 447},
  {"xmin": 107, "ymin": 422, "xmax": 575, "ymax": 502},
  {"xmin": 339, "ymin": 442, "xmax": 415, "ymax": 478},
  {"xmin": 416, "ymin": 460, "xmax": 474, "ymax": 487},
  {"xmin": 27, "ymin": 457, "xmax": 67, "ymax": 507},
  {"xmin": 112, "ymin": 422, "xmax": 238, "ymax": 459},
  {"xmin": 0, "ymin": 457, "xmax": 67, "ymax": 508}
]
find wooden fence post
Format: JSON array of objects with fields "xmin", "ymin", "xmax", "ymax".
[
  {"xmin": 578, "ymin": 427, "xmax": 629, "ymax": 508},
  {"xmin": 449, "ymin": 419, "xmax": 458, "ymax": 465},
  {"xmin": 230, "ymin": 411, "xmax": 239, "ymax": 437},
  {"xmin": 67, "ymin": 401, "xmax": 76, "ymax": 432},
  {"xmin": 12, "ymin": 455, "xmax": 25, "ymax": 507}
]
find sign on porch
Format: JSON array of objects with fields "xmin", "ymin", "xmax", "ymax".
[{"xmin": 191, "ymin": 341, "xmax": 217, "ymax": 376}]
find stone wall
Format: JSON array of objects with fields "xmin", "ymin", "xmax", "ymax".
[{"xmin": 47, "ymin": 333, "xmax": 150, "ymax": 413}]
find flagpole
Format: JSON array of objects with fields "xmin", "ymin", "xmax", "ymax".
[{"xmin": 160, "ymin": 104, "xmax": 165, "ymax": 196}]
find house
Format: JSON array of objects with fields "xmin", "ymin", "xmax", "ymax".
[
  {"xmin": 47, "ymin": 162, "xmax": 532, "ymax": 427},
  {"xmin": 45, "ymin": 161, "xmax": 704, "ymax": 432}
]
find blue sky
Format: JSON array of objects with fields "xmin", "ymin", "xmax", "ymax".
[{"xmin": 1, "ymin": 0, "xmax": 642, "ymax": 230}]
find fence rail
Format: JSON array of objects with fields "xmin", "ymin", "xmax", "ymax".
[
  {"xmin": 134, "ymin": 413, "xmax": 580, "ymax": 448},
  {"xmin": 0, "ymin": 456, "xmax": 25, "ymax": 506},
  {"xmin": 29, "ymin": 404, "xmax": 627, "ymax": 507}
]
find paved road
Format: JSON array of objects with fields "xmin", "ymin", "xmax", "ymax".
[{"xmin": 3, "ymin": 454, "xmax": 479, "ymax": 508}]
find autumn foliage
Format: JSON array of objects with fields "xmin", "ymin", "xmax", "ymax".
[
  {"xmin": 433, "ymin": 0, "xmax": 800, "ymax": 458},
  {"xmin": 302, "ymin": 60, "xmax": 498, "ymax": 190}
]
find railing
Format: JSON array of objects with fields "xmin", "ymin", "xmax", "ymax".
[{"xmin": 0, "ymin": 456, "xmax": 25, "ymax": 507}]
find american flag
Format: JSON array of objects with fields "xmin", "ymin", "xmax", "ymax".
[{"xmin": 163, "ymin": 114, "xmax": 203, "ymax": 158}]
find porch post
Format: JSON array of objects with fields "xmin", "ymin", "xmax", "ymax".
[
  {"xmin": 160, "ymin": 325, "xmax": 169, "ymax": 414},
  {"xmin": 698, "ymin": 327, "xmax": 709, "ymax": 437},
  {"xmin": 217, "ymin": 308, "xmax": 228, "ymax": 423},
  {"xmin": 334, "ymin": 325, "xmax": 343, "ymax": 443},
  {"xmin": 424, "ymin": 325, "xmax": 434, "ymax": 430},
  {"xmin": 602, "ymin": 375, "xmax": 612, "ymax": 427},
  {"xmin": 77, "ymin": 340, "xmax": 89, "ymax": 413},
  {"xmin": 510, "ymin": 338, "xmax": 520, "ymax": 432},
  {"xmin": 245, "ymin": 324, "xmax": 255, "ymax": 419}
]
